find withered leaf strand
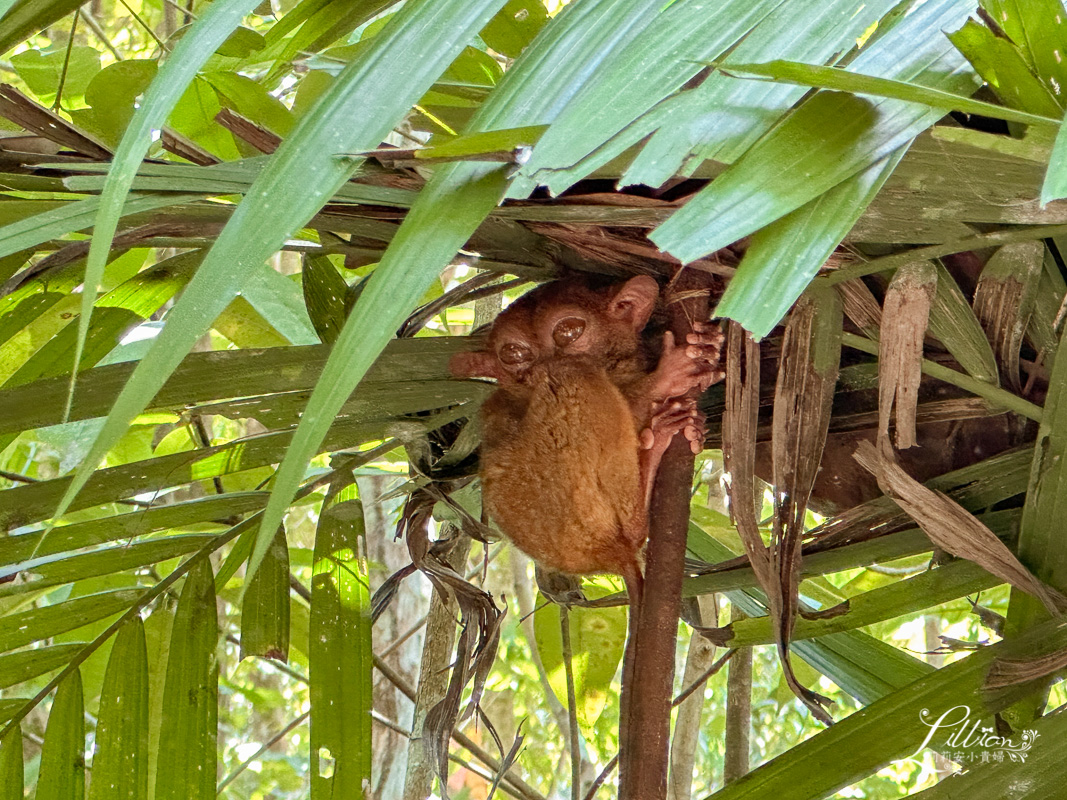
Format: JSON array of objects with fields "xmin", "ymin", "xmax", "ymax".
[
  {"xmin": 854, "ymin": 438, "xmax": 1064, "ymax": 618},
  {"xmin": 973, "ymin": 241, "xmax": 1044, "ymax": 392},
  {"xmin": 879, "ymin": 261, "xmax": 936, "ymax": 449}
]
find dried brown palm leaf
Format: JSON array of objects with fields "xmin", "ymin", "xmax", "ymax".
[
  {"xmin": 973, "ymin": 241, "xmax": 1043, "ymax": 391},
  {"xmin": 721, "ymin": 321, "xmax": 772, "ymax": 589},
  {"xmin": 986, "ymin": 647, "xmax": 1067, "ymax": 690},
  {"xmin": 160, "ymin": 127, "xmax": 221, "ymax": 165},
  {"xmin": 853, "ymin": 438, "xmax": 1065, "ymax": 617},
  {"xmin": 836, "ymin": 278, "xmax": 882, "ymax": 338},
  {"xmin": 769, "ymin": 284, "xmax": 842, "ymax": 725},
  {"xmin": 806, "ymin": 445, "xmax": 1032, "ymax": 552},
  {"xmin": 399, "ymin": 500, "xmax": 504, "ymax": 794},
  {"xmin": 0, "ymin": 83, "xmax": 111, "ymax": 158},
  {"xmin": 879, "ymin": 261, "xmax": 936, "ymax": 449}
]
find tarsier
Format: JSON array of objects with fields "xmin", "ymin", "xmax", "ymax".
[{"xmin": 450, "ymin": 274, "xmax": 725, "ymax": 606}]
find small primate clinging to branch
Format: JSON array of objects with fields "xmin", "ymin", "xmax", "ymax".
[{"xmin": 450, "ymin": 274, "xmax": 725, "ymax": 607}]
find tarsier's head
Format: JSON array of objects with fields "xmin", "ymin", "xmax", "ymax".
[{"xmin": 450, "ymin": 275, "xmax": 660, "ymax": 383}]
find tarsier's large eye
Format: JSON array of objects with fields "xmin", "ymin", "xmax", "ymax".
[
  {"xmin": 553, "ymin": 316, "xmax": 586, "ymax": 347},
  {"xmin": 498, "ymin": 341, "xmax": 534, "ymax": 365}
]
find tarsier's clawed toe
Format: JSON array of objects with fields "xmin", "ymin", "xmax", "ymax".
[
  {"xmin": 688, "ymin": 321, "xmax": 726, "ymax": 390},
  {"xmin": 683, "ymin": 406, "xmax": 707, "ymax": 454},
  {"xmin": 686, "ymin": 322, "xmax": 725, "ymax": 362}
]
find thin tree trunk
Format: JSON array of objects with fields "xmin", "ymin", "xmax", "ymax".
[
  {"xmin": 619, "ymin": 270, "xmax": 713, "ymax": 799},
  {"xmin": 723, "ymin": 606, "xmax": 752, "ymax": 785},
  {"xmin": 925, "ymin": 614, "xmax": 953, "ymax": 782},
  {"xmin": 668, "ymin": 595, "xmax": 719, "ymax": 800},
  {"xmin": 402, "ymin": 536, "xmax": 472, "ymax": 800}
]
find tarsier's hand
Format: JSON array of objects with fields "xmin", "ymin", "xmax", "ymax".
[
  {"xmin": 649, "ymin": 320, "xmax": 726, "ymax": 402},
  {"xmin": 638, "ymin": 398, "xmax": 706, "ymax": 456}
]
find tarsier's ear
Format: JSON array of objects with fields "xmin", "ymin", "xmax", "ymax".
[
  {"xmin": 608, "ymin": 275, "xmax": 659, "ymax": 330},
  {"xmin": 450, "ymin": 350, "xmax": 504, "ymax": 379}
]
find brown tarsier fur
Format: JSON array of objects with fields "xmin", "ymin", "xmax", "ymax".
[{"xmin": 450, "ymin": 275, "xmax": 724, "ymax": 606}]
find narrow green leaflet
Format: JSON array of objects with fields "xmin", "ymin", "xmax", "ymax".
[
  {"xmin": 625, "ymin": 0, "xmax": 898, "ymax": 187},
  {"xmin": 720, "ymin": 58, "xmax": 1058, "ymax": 128},
  {"xmin": 1041, "ymin": 109, "xmax": 1067, "ymax": 205},
  {"xmin": 0, "ymin": 0, "xmax": 82, "ymax": 53},
  {"xmin": 36, "ymin": 670, "xmax": 85, "ymax": 800},
  {"xmin": 976, "ymin": 0, "xmax": 1067, "ymax": 108},
  {"xmin": 842, "ymin": 332, "xmax": 1042, "ymax": 421},
  {"xmin": 928, "ymin": 259, "xmax": 1000, "ymax": 383},
  {"xmin": 238, "ymin": 262, "xmax": 319, "ymax": 346},
  {"xmin": 1, "ymin": 250, "xmax": 202, "ymax": 390},
  {"xmin": 510, "ymin": 0, "xmax": 783, "ymax": 196},
  {"xmin": 0, "ymin": 410, "xmax": 464, "ymax": 531},
  {"xmin": 726, "ymin": 560, "xmax": 998, "ymax": 647},
  {"xmin": 155, "ymin": 559, "xmax": 218, "ymax": 800},
  {"xmin": 0, "ymin": 722, "xmax": 21, "ymax": 799},
  {"xmin": 0, "ymin": 589, "xmax": 142, "ymax": 653},
  {"xmin": 53, "ymin": 0, "xmax": 510, "ymax": 575},
  {"xmin": 144, "ymin": 604, "xmax": 173, "ymax": 797},
  {"xmin": 402, "ymin": 125, "xmax": 546, "ymax": 159},
  {"xmin": 1004, "ymin": 319, "xmax": 1067, "ymax": 663},
  {"xmin": 912, "ymin": 704, "xmax": 1067, "ymax": 798},
  {"xmin": 0, "ymin": 336, "xmax": 465, "ymax": 436},
  {"xmin": 310, "ymin": 480, "xmax": 372, "ymax": 798},
  {"xmin": 480, "ymin": 0, "xmax": 548, "ymax": 58},
  {"xmin": 709, "ymin": 615, "xmax": 1067, "ymax": 799},
  {"xmin": 0, "ymin": 493, "xmax": 266, "ymax": 564},
  {"xmin": 652, "ymin": 0, "xmax": 978, "ymax": 265},
  {"xmin": 0, "ymin": 705, "xmax": 22, "ymax": 728},
  {"xmin": 0, "ymin": 193, "xmax": 200, "ymax": 261},
  {"xmin": 791, "ymin": 631, "xmax": 933, "ymax": 709},
  {"xmin": 302, "ymin": 254, "xmax": 348, "ymax": 345},
  {"xmin": 685, "ymin": 518, "xmax": 933, "ymax": 707},
  {"xmin": 0, "ymin": 644, "xmax": 83, "ymax": 690},
  {"xmin": 57, "ymin": 158, "xmax": 415, "ymax": 206},
  {"xmin": 0, "ymin": 535, "xmax": 216, "ymax": 599},
  {"xmin": 71, "ymin": 0, "xmax": 264, "ymax": 420},
  {"xmin": 948, "ymin": 19, "xmax": 1063, "ymax": 117},
  {"xmin": 715, "ymin": 149, "xmax": 905, "ymax": 338},
  {"xmin": 88, "ymin": 618, "xmax": 149, "ymax": 800},
  {"xmin": 240, "ymin": 528, "xmax": 290, "ymax": 661}
]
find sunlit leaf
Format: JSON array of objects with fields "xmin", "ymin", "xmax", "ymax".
[
  {"xmin": 155, "ymin": 559, "xmax": 218, "ymax": 800},
  {"xmin": 88, "ymin": 618, "xmax": 149, "ymax": 800}
]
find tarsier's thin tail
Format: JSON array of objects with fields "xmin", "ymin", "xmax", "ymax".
[{"xmin": 618, "ymin": 559, "xmax": 644, "ymax": 747}]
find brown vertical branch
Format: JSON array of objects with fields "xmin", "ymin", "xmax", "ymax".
[
  {"xmin": 667, "ymin": 595, "xmax": 719, "ymax": 800},
  {"xmin": 723, "ymin": 606, "xmax": 752, "ymax": 785},
  {"xmin": 402, "ymin": 536, "xmax": 472, "ymax": 800},
  {"xmin": 560, "ymin": 607, "xmax": 582, "ymax": 800},
  {"xmin": 619, "ymin": 270, "xmax": 712, "ymax": 800}
]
